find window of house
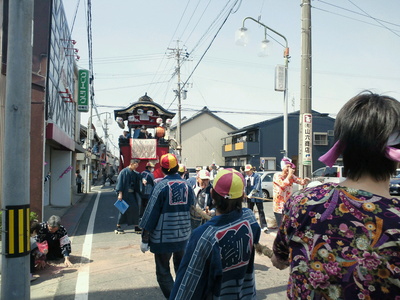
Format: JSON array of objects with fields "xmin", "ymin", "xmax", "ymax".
[
  {"xmin": 247, "ymin": 132, "xmax": 255, "ymax": 142},
  {"xmin": 260, "ymin": 157, "xmax": 276, "ymax": 171},
  {"xmin": 314, "ymin": 132, "xmax": 328, "ymax": 145}
]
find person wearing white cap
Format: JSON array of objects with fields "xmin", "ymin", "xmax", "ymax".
[
  {"xmin": 191, "ymin": 169, "xmax": 214, "ymax": 229},
  {"xmin": 244, "ymin": 164, "xmax": 269, "ymax": 233},
  {"xmin": 170, "ymin": 168, "xmax": 261, "ymax": 299}
]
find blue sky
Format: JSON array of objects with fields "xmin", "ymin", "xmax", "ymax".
[{"xmin": 63, "ymin": 0, "xmax": 400, "ymax": 154}]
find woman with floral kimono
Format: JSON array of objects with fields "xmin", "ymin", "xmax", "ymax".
[{"xmin": 272, "ymin": 92, "xmax": 400, "ymax": 299}]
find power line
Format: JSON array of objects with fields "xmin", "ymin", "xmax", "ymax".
[
  {"xmin": 180, "ymin": 0, "xmax": 242, "ymax": 95},
  {"xmin": 316, "ymin": 0, "xmax": 400, "ymax": 28},
  {"xmin": 68, "ymin": 0, "xmax": 81, "ymax": 34},
  {"xmin": 95, "ymin": 80, "xmax": 171, "ymax": 92},
  {"xmin": 313, "ymin": 1, "xmax": 400, "ymax": 36},
  {"xmin": 146, "ymin": 1, "xmax": 193, "ymax": 96},
  {"xmin": 347, "ymin": 0, "xmax": 400, "ymax": 38}
]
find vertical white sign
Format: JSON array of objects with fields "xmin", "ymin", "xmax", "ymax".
[
  {"xmin": 274, "ymin": 65, "xmax": 286, "ymax": 92},
  {"xmin": 302, "ymin": 113, "xmax": 312, "ymax": 165}
]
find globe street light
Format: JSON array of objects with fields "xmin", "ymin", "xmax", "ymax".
[{"xmin": 236, "ymin": 17, "xmax": 290, "ymax": 157}]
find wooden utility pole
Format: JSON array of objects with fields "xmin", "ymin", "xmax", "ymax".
[{"xmin": 298, "ymin": 0, "xmax": 313, "ymax": 178}]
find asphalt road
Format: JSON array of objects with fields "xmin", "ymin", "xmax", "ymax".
[{"xmin": 30, "ymin": 185, "xmax": 289, "ymax": 299}]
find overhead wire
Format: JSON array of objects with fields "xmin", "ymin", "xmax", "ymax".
[
  {"xmin": 346, "ymin": 0, "xmax": 400, "ymax": 38},
  {"xmin": 181, "ymin": 0, "xmax": 212, "ymax": 46},
  {"xmin": 189, "ymin": 1, "xmax": 235, "ymax": 55},
  {"xmin": 180, "ymin": 0, "xmax": 242, "ymax": 95},
  {"xmin": 179, "ymin": 0, "xmax": 204, "ymax": 43},
  {"xmin": 316, "ymin": 0, "xmax": 400, "ymax": 28},
  {"xmin": 68, "ymin": 0, "xmax": 81, "ymax": 34},
  {"xmin": 164, "ymin": 0, "xmax": 242, "ymax": 111},
  {"xmin": 146, "ymin": 1, "xmax": 193, "ymax": 97},
  {"xmin": 313, "ymin": 1, "xmax": 400, "ymax": 35}
]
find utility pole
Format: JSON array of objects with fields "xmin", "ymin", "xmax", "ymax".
[
  {"xmin": 298, "ymin": 0, "xmax": 312, "ymax": 179},
  {"xmin": 86, "ymin": 94, "xmax": 93, "ymax": 193},
  {"xmin": 168, "ymin": 41, "xmax": 188, "ymax": 160},
  {"xmin": 1, "ymin": 1, "xmax": 34, "ymax": 299}
]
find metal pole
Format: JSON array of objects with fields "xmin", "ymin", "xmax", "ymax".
[
  {"xmin": 1, "ymin": 1, "xmax": 33, "ymax": 298},
  {"xmin": 298, "ymin": 0, "xmax": 312, "ymax": 178},
  {"xmin": 85, "ymin": 100, "xmax": 93, "ymax": 193},
  {"xmin": 242, "ymin": 17, "xmax": 289, "ymax": 156},
  {"xmin": 105, "ymin": 112, "xmax": 109, "ymax": 167},
  {"xmin": 283, "ymin": 51, "xmax": 289, "ymax": 157}
]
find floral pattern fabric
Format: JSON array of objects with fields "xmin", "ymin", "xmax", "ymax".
[
  {"xmin": 273, "ymin": 183, "xmax": 400, "ymax": 300},
  {"xmin": 273, "ymin": 173, "xmax": 308, "ymax": 214}
]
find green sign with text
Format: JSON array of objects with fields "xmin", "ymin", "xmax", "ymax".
[{"xmin": 77, "ymin": 69, "xmax": 89, "ymax": 112}]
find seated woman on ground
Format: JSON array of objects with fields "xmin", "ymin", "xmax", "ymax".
[{"xmin": 35, "ymin": 215, "xmax": 73, "ymax": 267}]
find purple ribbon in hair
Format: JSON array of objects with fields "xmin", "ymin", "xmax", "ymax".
[
  {"xmin": 282, "ymin": 157, "xmax": 296, "ymax": 169},
  {"xmin": 319, "ymin": 140, "xmax": 400, "ymax": 167}
]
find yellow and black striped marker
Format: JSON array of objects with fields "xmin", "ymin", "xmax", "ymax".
[{"xmin": 5, "ymin": 205, "xmax": 30, "ymax": 257}]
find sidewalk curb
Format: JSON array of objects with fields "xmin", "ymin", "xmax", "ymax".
[{"xmin": 61, "ymin": 192, "xmax": 92, "ymax": 237}]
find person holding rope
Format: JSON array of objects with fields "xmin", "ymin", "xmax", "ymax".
[
  {"xmin": 190, "ymin": 169, "xmax": 214, "ymax": 229},
  {"xmin": 272, "ymin": 157, "xmax": 310, "ymax": 227},
  {"xmin": 244, "ymin": 164, "xmax": 269, "ymax": 233}
]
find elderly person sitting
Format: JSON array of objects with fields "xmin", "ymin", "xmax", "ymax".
[{"xmin": 35, "ymin": 215, "xmax": 73, "ymax": 267}]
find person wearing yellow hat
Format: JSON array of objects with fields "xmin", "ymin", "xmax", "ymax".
[
  {"xmin": 177, "ymin": 164, "xmax": 186, "ymax": 179},
  {"xmin": 139, "ymin": 153, "xmax": 194, "ymax": 299},
  {"xmin": 244, "ymin": 164, "xmax": 269, "ymax": 233},
  {"xmin": 170, "ymin": 168, "xmax": 261, "ymax": 299}
]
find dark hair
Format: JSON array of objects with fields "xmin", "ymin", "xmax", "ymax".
[
  {"xmin": 130, "ymin": 159, "xmax": 139, "ymax": 164},
  {"xmin": 30, "ymin": 221, "xmax": 41, "ymax": 234},
  {"xmin": 161, "ymin": 164, "xmax": 179, "ymax": 175},
  {"xmin": 211, "ymin": 188, "xmax": 242, "ymax": 214},
  {"xmin": 335, "ymin": 91, "xmax": 400, "ymax": 181}
]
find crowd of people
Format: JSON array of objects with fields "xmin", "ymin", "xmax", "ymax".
[
  {"xmin": 139, "ymin": 92, "xmax": 400, "ymax": 299},
  {"xmin": 34, "ymin": 91, "xmax": 400, "ymax": 299}
]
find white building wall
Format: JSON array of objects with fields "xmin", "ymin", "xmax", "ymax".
[{"xmin": 180, "ymin": 114, "xmax": 233, "ymax": 168}]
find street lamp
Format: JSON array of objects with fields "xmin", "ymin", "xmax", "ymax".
[{"xmin": 236, "ymin": 17, "xmax": 290, "ymax": 157}]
